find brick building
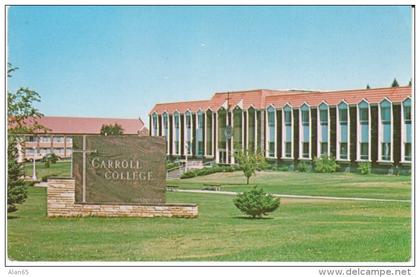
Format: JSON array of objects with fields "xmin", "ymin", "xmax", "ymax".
[
  {"xmin": 149, "ymin": 86, "xmax": 412, "ymax": 172},
  {"xmin": 19, "ymin": 116, "xmax": 147, "ymax": 162}
]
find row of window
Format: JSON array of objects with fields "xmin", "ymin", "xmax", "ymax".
[
  {"xmin": 152, "ymin": 112, "xmax": 207, "ymax": 156},
  {"xmin": 151, "ymin": 98, "xmax": 411, "ymax": 163},
  {"xmin": 26, "ymin": 136, "xmax": 72, "ymax": 143},
  {"xmin": 266, "ymin": 98, "xmax": 411, "ymax": 162},
  {"xmin": 25, "ymin": 148, "xmax": 72, "ymax": 156}
]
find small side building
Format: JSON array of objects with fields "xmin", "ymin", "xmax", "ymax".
[{"xmin": 18, "ymin": 116, "xmax": 148, "ymax": 162}]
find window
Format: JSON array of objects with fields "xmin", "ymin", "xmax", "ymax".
[
  {"xmin": 174, "ymin": 112, "xmax": 180, "ymax": 155},
  {"xmin": 163, "ymin": 113, "xmax": 169, "ymax": 138},
  {"xmin": 65, "ymin": 137, "xmax": 72, "ymax": 143},
  {"xmin": 267, "ymin": 106, "xmax": 276, "ymax": 158},
  {"xmin": 233, "ymin": 108, "xmax": 243, "ymax": 154},
  {"xmin": 248, "ymin": 108, "xmax": 256, "ymax": 153},
  {"xmin": 357, "ymin": 101, "xmax": 369, "ymax": 160},
  {"xmin": 337, "ymin": 102, "xmax": 349, "ymax": 160},
  {"xmin": 152, "ymin": 113, "xmax": 158, "ymax": 136},
  {"xmin": 300, "ymin": 104, "xmax": 310, "ymax": 159},
  {"xmin": 402, "ymin": 99, "xmax": 411, "ymax": 161},
  {"xmin": 40, "ymin": 136, "xmax": 50, "ymax": 143},
  {"xmin": 53, "ymin": 136, "xmax": 64, "ymax": 143},
  {"xmin": 206, "ymin": 111, "xmax": 213, "ymax": 156},
  {"xmin": 163, "ymin": 113, "xmax": 169, "ymax": 154},
  {"xmin": 283, "ymin": 105, "xmax": 293, "ymax": 158},
  {"xmin": 318, "ymin": 103, "xmax": 329, "ymax": 156},
  {"xmin": 196, "ymin": 112, "xmax": 204, "ymax": 156},
  {"xmin": 185, "ymin": 111, "xmax": 192, "ymax": 155},
  {"xmin": 217, "ymin": 109, "xmax": 227, "ymax": 163},
  {"xmin": 379, "ymin": 100, "xmax": 392, "ymax": 161}
]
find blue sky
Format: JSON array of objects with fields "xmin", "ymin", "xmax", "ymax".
[{"xmin": 7, "ymin": 6, "xmax": 412, "ymax": 123}]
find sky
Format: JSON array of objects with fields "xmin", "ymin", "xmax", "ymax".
[{"xmin": 7, "ymin": 6, "xmax": 412, "ymax": 123}]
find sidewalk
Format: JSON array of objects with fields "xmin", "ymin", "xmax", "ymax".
[{"xmin": 175, "ymin": 189, "xmax": 410, "ymax": 203}]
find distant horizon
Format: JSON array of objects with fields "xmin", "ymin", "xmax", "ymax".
[{"xmin": 8, "ymin": 6, "xmax": 412, "ymax": 122}]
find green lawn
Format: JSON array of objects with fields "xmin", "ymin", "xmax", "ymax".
[
  {"xmin": 8, "ymin": 185, "xmax": 411, "ymax": 262},
  {"xmin": 168, "ymin": 171, "xmax": 411, "ymax": 200},
  {"xmin": 23, "ymin": 160, "xmax": 71, "ymax": 180}
]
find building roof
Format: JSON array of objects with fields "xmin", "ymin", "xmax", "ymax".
[
  {"xmin": 149, "ymin": 86, "xmax": 412, "ymax": 115},
  {"xmin": 25, "ymin": 116, "xmax": 148, "ymax": 135},
  {"xmin": 265, "ymin": 86, "xmax": 412, "ymax": 108}
]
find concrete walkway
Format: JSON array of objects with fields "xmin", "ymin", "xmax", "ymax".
[{"xmin": 175, "ymin": 189, "xmax": 411, "ymax": 203}]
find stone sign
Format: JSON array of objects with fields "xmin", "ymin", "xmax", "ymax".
[{"xmin": 73, "ymin": 135, "xmax": 166, "ymax": 204}]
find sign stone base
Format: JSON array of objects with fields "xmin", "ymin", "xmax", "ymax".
[{"xmin": 47, "ymin": 178, "xmax": 198, "ymax": 218}]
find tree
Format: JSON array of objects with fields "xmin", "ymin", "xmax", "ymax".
[
  {"xmin": 391, "ymin": 78, "xmax": 399, "ymax": 88},
  {"xmin": 7, "ymin": 64, "xmax": 44, "ymax": 213},
  {"xmin": 408, "ymin": 79, "xmax": 412, "ymax": 87},
  {"xmin": 233, "ymin": 186, "xmax": 280, "ymax": 218},
  {"xmin": 7, "ymin": 136, "xmax": 27, "ymax": 212},
  {"xmin": 366, "ymin": 84, "xmax": 370, "ymax": 89},
  {"xmin": 100, "ymin": 123, "xmax": 124, "ymax": 135},
  {"xmin": 234, "ymin": 150, "xmax": 266, "ymax": 185}
]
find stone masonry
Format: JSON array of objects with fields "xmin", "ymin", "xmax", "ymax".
[{"xmin": 47, "ymin": 178, "xmax": 198, "ymax": 218}]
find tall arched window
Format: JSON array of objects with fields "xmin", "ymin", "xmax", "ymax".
[
  {"xmin": 337, "ymin": 102, "xmax": 349, "ymax": 160},
  {"xmin": 248, "ymin": 107, "xmax": 256, "ymax": 153},
  {"xmin": 299, "ymin": 104, "xmax": 310, "ymax": 159},
  {"xmin": 402, "ymin": 98, "xmax": 411, "ymax": 162},
  {"xmin": 185, "ymin": 111, "xmax": 192, "ymax": 155},
  {"xmin": 173, "ymin": 112, "xmax": 180, "ymax": 155},
  {"xmin": 162, "ymin": 113, "xmax": 169, "ymax": 154},
  {"xmin": 152, "ymin": 113, "xmax": 158, "ymax": 136},
  {"xmin": 318, "ymin": 103, "xmax": 329, "ymax": 156},
  {"xmin": 205, "ymin": 110, "xmax": 213, "ymax": 156},
  {"xmin": 267, "ymin": 106, "xmax": 276, "ymax": 158},
  {"xmin": 196, "ymin": 111, "xmax": 204, "ymax": 156},
  {"xmin": 379, "ymin": 99, "xmax": 392, "ymax": 161},
  {"xmin": 357, "ymin": 101, "xmax": 369, "ymax": 160},
  {"xmin": 282, "ymin": 105, "xmax": 293, "ymax": 158},
  {"xmin": 233, "ymin": 107, "xmax": 243, "ymax": 154}
]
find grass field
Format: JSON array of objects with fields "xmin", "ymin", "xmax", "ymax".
[
  {"xmin": 8, "ymin": 171, "xmax": 412, "ymax": 261},
  {"xmin": 23, "ymin": 160, "xmax": 71, "ymax": 180},
  {"xmin": 168, "ymin": 171, "xmax": 411, "ymax": 200}
]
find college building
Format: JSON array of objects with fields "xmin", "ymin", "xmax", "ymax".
[
  {"xmin": 18, "ymin": 116, "xmax": 147, "ymax": 162},
  {"xmin": 149, "ymin": 86, "xmax": 412, "ymax": 172}
]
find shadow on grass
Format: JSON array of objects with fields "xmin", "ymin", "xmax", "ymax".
[
  {"xmin": 233, "ymin": 216, "xmax": 274, "ymax": 220},
  {"xmin": 7, "ymin": 215, "xmax": 19, "ymax": 220}
]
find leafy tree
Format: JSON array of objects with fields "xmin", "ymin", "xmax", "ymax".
[
  {"xmin": 366, "ymin": 84, "xmax": 370, "ymax": 89},
  {"xmin": 233, "ymin": 186, "xmax": 280, "ymax": 218},
  {"xmin": 42, "ymin": 153, "xmax": 59, "ymax": 168},
  {"xmin": 100, "ymin": 123, "xmax": 124, "ymax": 135},
  {"xmin": 408, "ymin": 79, "xmax": 412, "ymax": 87},
  {"xmin": 234, "ymin": 150, "xmax": 266, "ymax": 184},
  {"xmin": 391, "ymin": 78, "xmax": 399, "ymax": 88},
  {"xmin": 7, "ymin": 136, "xmax": 27, "ymax": 212},
  {"xmin": 7, "ymin": 64, "xmax": 44, "ymax": 213}
]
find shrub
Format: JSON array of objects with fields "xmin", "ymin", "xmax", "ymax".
[
  {"xmin": 42, "ymin": 153, "xmax": 59, "ymax": 164},
  {"xmin": 233, "ymin": 186, "xmax": 280, "ymax": 218},
  {"xmin": 358, "ymin": 162, "xmax": 371, "ymax": 175},
  {"xmin": 44, "ymin": 160, "xmax": 50, "ymax": 168},
  {"xmin": 41, "ymin": 174, "xmax": 58, "ymax": 182},
  {"xmin": 276, "ymin": 165, "xmax": 290, "ymax": 172},
  {"xmin": 313, "ymin": 155, "xmax": 339, "ymax": 173},
  {"xmin": 180, "ymin": 170, "xmax": 197, "ymax": 179},
  {"xmin": 166, "ymin": 162, "xmax": 178, "ymax": 170},
  {"xmin": 297, "ymin": 161, "xmax": 311, "ymax": 172}
]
